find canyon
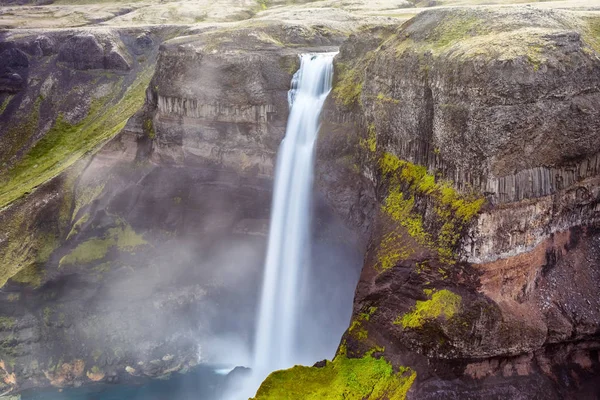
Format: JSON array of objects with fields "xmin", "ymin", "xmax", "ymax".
[{"xmin": 0, "ymin": 0, "xmax": 599, "ymax": 398}]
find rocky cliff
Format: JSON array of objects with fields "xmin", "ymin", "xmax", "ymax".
[
  {"xmin": 256, "ymin": 7, "xmax": 600, "ymax": 400},
  {"xmin": 0, "ymin": 19, "xmax": 359, "ymax": 394}
]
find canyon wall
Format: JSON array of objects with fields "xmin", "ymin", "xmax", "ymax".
[
  {"xmin": 1, "ymin": 4, "xmax": 600, "ymax": 399},
  {"xmin": 256, "ymin": 8, "xmax": 600, "ymax": 400},
  {"xmin": 0, "ymin": 21, "xmax": 358, "ymax": 394}
]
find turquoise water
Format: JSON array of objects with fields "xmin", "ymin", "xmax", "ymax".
[{"xmin": 19, "ymin": 366, "xmax": 231, "ymax": 400}]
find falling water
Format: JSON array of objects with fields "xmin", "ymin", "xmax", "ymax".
[{"xmin": 253, "ymin": 52, "xmax": 337, "ymax": 377}]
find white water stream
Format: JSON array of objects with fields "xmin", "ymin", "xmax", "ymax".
[{"xmin": 253, "ymin": 52, "xmax": 337, "ymax": 377}]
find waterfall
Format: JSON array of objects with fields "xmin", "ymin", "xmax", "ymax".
[{"xmin": 253, "ymin": 52, "xmax": 337, "ymax": 376}]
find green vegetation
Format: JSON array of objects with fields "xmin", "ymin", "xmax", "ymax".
[
  {"xmin": 333, "ymin": 63, "xmax": 363, "ymax": 107},
  {"xmin": 143, "ymin": 118, "xmax": 156, "ymax": 139},
  {"xmin": 114, "ymin": 223, "xmax": 147, "ymax": 251},
  {"xmin": 0, "ymin": 95, "xmax": 13, "ymax": 115},
  {"xmin": 376, "ymin": 232, "xmax": 414, "ymax": 272},
  {"xmin": 92, "ymin": 262, "xmax": 111, "ymax": 278},
  {"xmin": 0, "ymin": 67, "xmax": 154, "ymax": 208},
  {"xmin": 11, "ymin": 263, "xmax": 44, "ymax": 287},
  {"xmin": 0, "ymin": 208, "xmax": 58, "ymax": 288},
  {"xmin": 0, "ymin": 95, "xmax": 42, "ymax": 170},
  {"xmin": 256, "ymin": 0, "xmax": 270, "ymax": 10},
  {"xmin": 60, "ymin": 221, "xmax": 147, "ymax": 267},
  {"xmin": 376, "ymin": 93, "xmax": 400, "ymax": 105},
  {"xmin": 253, "ymin": 349, "xmax": 416, "ymax": 400},
  {"xmin": 428, "ymin": 14, "xmax": 483, "ymax": 49},
  {"xmin": 348, "ymin": 306, "xmax": 378, "ymax": 341},
  {"xmin": 388, "ymin": 10, "xmax": 565, "ymax": 71},
  {"xmin": 67, "ymin": 214, "xmax": 90, "ymax": 240},
  {"xmin": 394, "ymin": 289, "xmax": 461, "ymax": 329},
  {"xmin": 73, "ymin": 183, "xmax": 105, "ymax": 221},
  {"xmin": 376, "ymin": 152, "xmax": 484, "ymax": 269},
  {"xmin": 583, "ymin": 16, "xmax": 600, "ymax": 54},
  {"xmin": 7, "ymin": 294, "xmax": 19, "ymax": 302},
  {"xmin": 0, "ymin": 335, "xmax": 17, "ymax": 360},
  {"xmin": 59, "ymin": 236, "xmax": 114, "ymax": 266},
  {"xmin": 278, "ymin": 56, "xmax": 301, "ymax": 75},
  {"xmin": 43, "ymin": 306, "xmax": 52, "ymax": 325},
  {"xmin": 0, "ymin": 317, "xmax": 15, "ymax": 330},
  {"xmin": 360, "ymin": 124, "xmax": 377, "ymax": 153}
]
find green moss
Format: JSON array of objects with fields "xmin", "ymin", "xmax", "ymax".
[
  {"xmin": 376, "ymin": 93, "xmax": 400, "ymax": 104},
  {"xmin": 333, "ymin": 63, "xmax": 363, "ymax": 107},
  {"xmin": 11, "ymin": 263, "xmax": 43, "ymax": 287},
  {"xmin": 59, "ymin": 236, "xmax": 114, "ymax": 266},
  {"xmin": 111, "ymin": 224, "xmax": 147, "ymax": 251},
  {"xmin": 383, "ymin": 188, "xmax": 429, "ymax": 243},
  {"xmin": 394, "ymin": 289, "xmax": 461, "ymax": 329},
  {"xmin": 0, "ymin": 67, "xmax": 154, "ymax": 208},
  {"xmin": 361, "ymin": 307, "xmax": 378, "ymax": 321},
  {"xmin": 253, "ymin": 351, "xmax": 416, "ymax": 400},
  {"xmin": 429, "ymin": 15, "xmax": 483, "ymax": 49},
  {"xmin": 415, "ymin": 261, "xmax": 428, "ymax": 274},
  {"xmin": 92, "ymin": 262, "xmax": 111, "ymax": 276},
  {"xmin": 256, "ymin": 0, "xmax": 269, "ymax": 10},
  {"xmin": 0, "ymin": 209, "xmax": 58, "ymax": 288},
  {"xmin": 60, "ymin": 221, "xmax": 147, "ymax": 266},
  {"xmin": 0, "ymin": 317, "xmax": 15, "ymax": 330},
  {"xmin": 0, "ymin": 95, "xmax": 13, "ymax": 115},
  {"xmin": 376, "ymin": 153, "xmax": 484, "ymax": 267},
  {"xmin": 0, "ymin": 95, "xmax": 42, "ymax": 169},
  {"xmin": 143, "ymin": 118, "xmax": 156, "ymax": 139},
  {"xmin": 376, "ymin": 232, "xmax": 414, "ymax": 272},
  {"xmin": 526, "ymin": 44, "xmax": 545, "ymax": 71},
  {"xmin": 0, "ymin": 335, "xmax": 17, "ymax": 359},
  {"xmin": 43, "ymin": 306, "xmax": 52, "ymax": 325},
  {"xmin": 67, "ymin": 213, "xmax": 90, "ymax": 240},
  {"xmin": 583, "ymin": 16, "xmax": 600, "ymax": 54},
  {"xmin": 278, "ymin": 56, "xmax": 300, "ymax": 75},
  {"xmin": 7, "ymin": 294, "xmax": 19, "ymax": 302},
  {"xmin": 360, "ymin": 124, "xmax": 377, "ymax": 153},
  {"xmin": 73, "ymin": 183, "xmax": 105, "ymax": 221},
  {"xmin": 348, "ymin": 306, "xmax": 378, "ymax": 341}
]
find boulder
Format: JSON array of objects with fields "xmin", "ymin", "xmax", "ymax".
[{"xmin": 58, "ymin": 34, "xmax": 105, "ymax": 70}]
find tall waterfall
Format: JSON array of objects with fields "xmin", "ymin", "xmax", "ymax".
[{"xmin": 253, "ymin": 52, "xmax": 337, "ymax": 375}]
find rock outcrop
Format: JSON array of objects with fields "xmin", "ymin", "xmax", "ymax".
[
  {"xmin": 256, "ymin": 7, "xmax": 600, "ymax": 399},
  {"xmin": 58, "ymin": 33, "xmax": 131, "ymax": 71}
]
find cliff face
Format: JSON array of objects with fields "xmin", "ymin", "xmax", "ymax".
[
  {"xmin": 256, "ymin": 8, "xmax": 600, "ymax": 399},
  {"xmin": 0, "ymin": 21, "xmax": 359, "ymax": 394}
]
